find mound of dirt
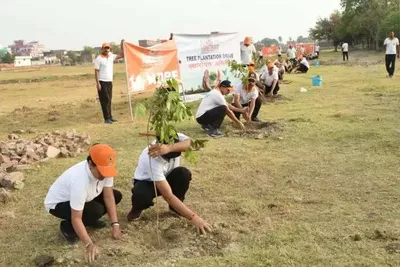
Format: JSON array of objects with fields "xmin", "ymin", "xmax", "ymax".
[
  {"xmin": 226, "ymin": 121, "xmax": 281, "ymax": 139},
  {"xmin": 261, "ymin": 94, "xmax": 292, "ymax": 104}
]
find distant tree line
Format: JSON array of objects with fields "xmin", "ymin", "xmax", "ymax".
[{"xmin": 309, "ymin": 0, "xmax": 400, "ymax": 51}]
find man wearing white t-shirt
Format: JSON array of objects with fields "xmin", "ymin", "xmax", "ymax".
[
  {"xmin": 196, "ymin": 80, "xmax": 247, "ymax": 137},
  {"xmin": 94, "ymin": 40, "xmax": 124, "ymax": 124},
  {"xmin": 261, "ymin": 63, "xmax": 280, "ymax": 96},
  {"xmin": 241, "ymin": 37, "xmax": 257, "ymax": 65},
  {"xmin": 232, "ymin": 73, "xmax": 262, "ymax": 122},
  {"xmin": 127, "ymin": 133, "xmax": 213, "ymax": 235},
  {"xmin": 287, "ymin": 44, "xmax": 297, "ymax": 64},
  {"xmin": 384, "ymin": 31, "xmax": 400, "ymax": 78},
  {"xmin": 44, "ymin": 144, "xmax": 122, "ymax": 264},
  {"xmin": 296, "ymin": 56, "xmax": 310, "ymax": 73},
  {"xmin": 315, "ymin": 44, "xmax": 320, "ymax": 57},
  {"xmin": 342, "ymin": 42, "xmax": 349, "ymax": 61}
]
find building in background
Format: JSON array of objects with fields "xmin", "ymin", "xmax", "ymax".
[
  {"xmin": 9, "ymin": 40, "xmax": 46, "ymax": 58},
  {"xmin": 138, "ymin": 39, "xmax": 167, "ymax": 47},
  {"xmin": 14, "ymin": 56, "xmax": 32, "ymax": 67}
]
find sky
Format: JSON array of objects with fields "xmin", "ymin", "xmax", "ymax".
[{"xmin": 2, "ymin": 0, "xmax": 341, "ymax": 50}]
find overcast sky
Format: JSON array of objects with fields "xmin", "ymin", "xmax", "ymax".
[{"xmin": 2, "ymin": 0, "xmax": 341, "ymax": 50}]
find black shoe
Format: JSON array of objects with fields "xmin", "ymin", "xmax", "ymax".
[
  {"xmin": 252, "ymin": 117, "xmax": 261, "ymax": 122},
  {"xmin": 60, "ymin": 220, "xmax": 78, "ymax": 244},
  {"xmin": 110, "ymin": 118, "xmax": 118, "ymax": 122},
  {"xmin": 85, "ymin": 219, "xmax": 107, "ymax": 229},
  {"xmin": 104, "ymin": 119, "xmax": 113, "ymax": 124},
  {"xmin": 127, "ymin": 209, "xmax": 142, "ymax": 222},
  {"xmin": 201, "ymin": 124, "xmax": 212, "ymax": 132},
  {"xmin": 206, "ymin": 128, "xmax": 224, "ymax": 138}
]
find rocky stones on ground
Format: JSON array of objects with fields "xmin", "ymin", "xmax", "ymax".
[
  {"xmin": 0, "ymin": 130, "xmax": 90, "ymax": 195},
  {"xmin": 0, "ymin": 172, "xmax": 25, "ymax": 190},
  {"xmin": 46, "ymin": 146, "xmax": 61, "ymax": 158},
  {"xmin": 0, "ymin": 188, "xmax": 11, "ymax": 203}
]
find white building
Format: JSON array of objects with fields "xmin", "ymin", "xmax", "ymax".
[{"xmin": 14, "ymin": 56, "xmax": 32, "ymax": 67}]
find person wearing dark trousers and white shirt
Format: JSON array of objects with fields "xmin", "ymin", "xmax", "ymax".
[
  {"xmin": 196, "ymin": 80, "xmax": 247, "ymax": 137},
  {"xmin": 384, "ymin": 31, "xmax": 400, "ymax": 78},
  {"xmin": 44, "ymin": 144, "xmax": 122, "ymax": 264},
  {"xmin": 232, "ymin": 73, "xmax": 262, "ymax": 122},
  {"xmin": 261, "ymin": 63, "xmax": 280, "ymax": 96},
  {"xmin": 295, "ymin": 56, "xmax": 310, "ymax": 73},
  {"xmin": 94, "ymin": 40, "xmax": 124, "ymax": 124},
  {"xmin": 342, "ymin": 42, "xmax": 349, "ymax": 61},
  {"xmin": 315, "ymin": 44, "xmax": 320, "ymax": 57},
  {"xmin": 127, "ymin": 133, "xmax": 213, "ymax": 235}
]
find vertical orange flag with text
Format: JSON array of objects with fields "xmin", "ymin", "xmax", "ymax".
[{"xmin": 123, "ymin": 41, "xmax": 180, "ymax": 93}]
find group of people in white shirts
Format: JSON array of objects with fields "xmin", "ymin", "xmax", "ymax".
[{"xmin": 195, "ymin": 37, "xmax": 315, "ymax": 138}]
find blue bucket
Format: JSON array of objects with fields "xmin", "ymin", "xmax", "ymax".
[
  {"xmin": 312, "ymin": 76, "xmax": 322, "ymax": 86},
  {"xmin": 313, "ymin": 60, "xmax": 319, "ymax": 67}
]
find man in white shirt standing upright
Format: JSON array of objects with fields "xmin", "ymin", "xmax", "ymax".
[
  {"xmin": 384, "ymin": 31, "xmax": 400, "ymax": 78},
  {"xmin": 342, "ymin": 42, "xmax": 349, "ymax": 61},
  {"xmin": 315, "ymin": 43, "xmax": 320, "ymax": 57},
  {"xmin": 287, "ymin": 44, "xmax": 297, "ymax": 64},
  {"xmin": 240, "ymin": 37, "xmax": 257, "ymax": 65},
  {"xmin": 94, "ymin": 40, "xmax": 124, "ymax": 124}
]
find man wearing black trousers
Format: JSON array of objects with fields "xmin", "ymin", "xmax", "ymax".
[
  {"xmin": 44, "ymin": 144, "xmax": 122, "ymax": 264},
  {"xmin": 94, "ymin": 40, "xmax": 124, "ymax": 124},
  {"xmin": 127, "ymin": 133, "xmax": 213, "ymax": 235},
  {"xmin": 384, "ymin": 31, "xmax": 400, "ymax": 78},
  {"xmin": 195, "ymin": 80, "xmax": 246, "ymax": 137}
]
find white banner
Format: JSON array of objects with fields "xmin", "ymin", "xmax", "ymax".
[{"xmin": 174, "ymin": 33, "xmax": 241, "ymax": 101}]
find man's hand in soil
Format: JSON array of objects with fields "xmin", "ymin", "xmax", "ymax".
[
  {"xmin": 191, "ymin": 216, "xmax": 213, "ymax": 235},
  {"xmin": 86, "ymin": 244, "xmax": 99, "ymax": 264},
  {"xmin": 97, "ymin": 83, "xmax": 101, "ymax": 91},
  {"xmin": 148, "ymin": 144, "xmax": 170, "ymax": 158},
  {"xmin": 111, "ymin": 224, "xmax": 122, "ymax": 240},
  {"xmin": 238, "ymin": 121, "xmax": 246, "ymax": 131}
]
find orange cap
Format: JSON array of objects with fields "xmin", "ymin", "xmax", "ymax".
[
  {"xmin": 102, "ymin": 42, "xmax": 111, "ymax": 48},
  {"xmin": 244, "ymin": 37, "xmax": 251, "ymax": 45},
  {"xmin": 89, "ymin": 144, "xmax": 117, "ymax": 177},
  {"xmin": 268, "ymin": 62, "xmax": 274, "ymax": 69}
]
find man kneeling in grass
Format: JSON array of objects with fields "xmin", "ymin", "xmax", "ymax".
[
  {"xmin": 195, "ymin": 80, "xmax": 247, "ymax": 137},
  {"xmin": 44, "ymin": 144, "xmax": 122, "ymax": 264},
  {"xmin": 127, "ymin": 133, "xmax": 213, "ymax": 234}
]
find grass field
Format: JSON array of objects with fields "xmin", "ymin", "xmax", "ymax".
[{"xmin": 1, "ymin": 50, "xmax": 400, "ymax": 267}]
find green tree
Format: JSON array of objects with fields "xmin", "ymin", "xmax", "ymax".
[
  {"xmin": 82, "ymin": 46, "xmax": 94, "ymax": 55},
  {"xmin": 110, "ymin": 42, "xmax": 121, "ymax": 55},
  {"xmin": 0, "ymin": 52, "xmax": 14, "ymax": 64},
  {"xmin": 309, "ymin": 10, "xmax": 344, "ymax": 51},
  {"xmin": 340, "ymin": 0, "xmax": 397, "ymax": 50},
  {"xmin": 66, "ymin": 51, "xmax": 77, "ymax": 64},
  {"xmin": 258, "ymin": 37, "xmax": 279, "ymax": 46}
]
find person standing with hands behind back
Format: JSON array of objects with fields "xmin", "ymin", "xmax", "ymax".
[
  {"xmin": 384, "ymin": 31, "xmax": 400, "ymax": 78},
  {"xmin": 94, "ymin": 40, "xmax": 125, "ymax": 124}
]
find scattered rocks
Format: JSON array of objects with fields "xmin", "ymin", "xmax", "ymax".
[
  {"xmin": 0, "ymin": 188, "xmax": 11, "ymax": 204},
  {"xmin": 46, "ymin": 146, "xmax": 61, "ymax": 158},
  {"xmin": 0, "ymin": 171, "xmax": 25, "ymax": 190},
  {"xmin": 0, "ymin": 130, "xmax": 90, "ymax": 200}
]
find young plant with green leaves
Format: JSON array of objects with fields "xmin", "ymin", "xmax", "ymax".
[
  {"xmin": 135, "ymin": 78, "xmax": 207, "ymax": 163},
  {"xmin": 228, "ymin": 60, "xmax": 250, "ymax": 87}
]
